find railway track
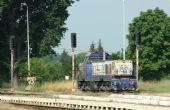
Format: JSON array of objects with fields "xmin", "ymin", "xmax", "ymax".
[{"xmin": 0, "ymin": 92, "xmax": 170, "ymax": 110}]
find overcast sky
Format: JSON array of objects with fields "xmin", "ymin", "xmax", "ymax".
[{"xmin": 54, "ymin": 0, "xmax": 170, "ymax": 54}]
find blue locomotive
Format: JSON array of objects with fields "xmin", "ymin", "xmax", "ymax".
[{"xmin": 77, "ymin": 52, "xmax": 138, "ymax": 91}]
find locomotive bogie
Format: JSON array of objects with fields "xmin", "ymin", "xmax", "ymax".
[{"xmin": 77, "ymin": 79, "xmax": 137, "ymax": 91}]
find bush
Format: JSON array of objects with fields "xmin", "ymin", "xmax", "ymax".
[{"xmin": 17, "ymin": 57, "xmax": 69, "ymax": 83}]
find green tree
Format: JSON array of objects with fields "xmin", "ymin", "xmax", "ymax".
[
  {"xmin": 60, "ymin": 49, "xmax": 72, "ymax": 77},
  {"xmin": 17, "ymin": 57, "xmax": 65, "ymax": 83},
  {"xmin": 0, "ymin": 0, "xmax": 76, "ymax": 57},
  {"xmin": 89, "ymin": 39, "xmax": 104, "ymax": 53},
  {"xmin": 127, "ymin": 8, "xmax": 170, "ymax": 80},
  {"xmin": 75, "ymin": 52, "xmax": 86, "ymax": 78},
  {"xmin": 0, "ymin": 0, "xmax": 76, "ymax": 84},
  {"xmin": 89, "ymin": 41, "xmax": 96, "ymax": 52},
  {"xmin": 110, "ymin": 51, "xmax": 122, "ymax": 60},
  {"xmin": 0, "ymin": 0, "xmax": 4, "ymax": 15},
  {"xmin": 97, "ymin": 39, "xmax": 104, "ymax": 52},
  {"xmin": 75, "ymin": 52, "xmax": 86, "ymax": 67}
]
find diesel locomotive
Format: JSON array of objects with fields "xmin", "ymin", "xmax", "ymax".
[{"xmin": 77, "ymin": 52, "xmax": 138, "ymax": 91}]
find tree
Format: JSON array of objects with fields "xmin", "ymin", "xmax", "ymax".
[
  {"xmin": 0, "ymin": 0, "xmax": 77, "ymax": 84},
  {"xmin": 110, "ymin": 51, "xmax": 122, "ymax": 60},
  {"xmin": 0, "ymin": 0, "xmax": 76, "ymax": 57},
  {"xmin": 60, "ymin": 49, "xmax": 72, "ymax": 77},
  {"xmin": 127, "ymin": 8, "xmax": 170, "ymax": 80},
  {"xmin": 0, "ymin": 0, "xmax": 4, "ymax": 15},
  {"xmin": 89, "ymin": 39, "xmax": 104, "ymax": 53},
  {"xmin": 75, "ymin": 52, "xmax": 86, "ymax": 79},
  {"xmin": 75, "ymin": 52, "xmax": 86, "ymax": 66},
  {"xmin": 89, "ymin": 41, "xmax": 96, "ymax": 52},
  {"xmin": 17, "ymin": 57, "xmax": 64, "ymax": 83},
  {"xmin": 97, "ymin": 39, "xmax": 104, "ymax": 52}
]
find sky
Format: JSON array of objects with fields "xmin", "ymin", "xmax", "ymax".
[{"xmin": 54, "ymin": 0, "xmax": 170, "ymax": 54}]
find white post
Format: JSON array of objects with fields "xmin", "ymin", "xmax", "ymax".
[
  {"xmin": 21, "ymin": 3, "xmax": 30, "ymax": 76},
  {"xmin": 72, "ymin": 48, "xmax": 75, "ymax": 80},
  {"xmin": 123, "ymin": 0, "xmax": 126, "ymax": 60},
  {"xmin": 136, "ymin": 45, "xmax": 139, "ymax": 88},
  {"xmin": 11, "ymin": 49, "xmax": 14, "ymax": 91},
  {"xmin": 103, "ymin": 50, "xmax": 106, "ymax": 61},
  {"xmin": 26, "ymin": 4, "xmax": 30, "ymax": 76}
]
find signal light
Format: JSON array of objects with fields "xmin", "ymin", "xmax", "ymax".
[
  {"xmin": 71, "ymin": 33, "xmax": 77, "ymax": 48},
  {"xmin": 135, "ymin": 28, "xmax": 141, "ymax": 45},
  {"xmin": 10, "ymin": 36, "xmax": 16, "ymax": 50}
]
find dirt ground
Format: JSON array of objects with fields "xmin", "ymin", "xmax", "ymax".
[
  {"xmin": 0, "ymin": 103, "xmax": 67, "ymax": 110},
  {"xmin": 0, "ymin": 103, "xmax": 34, "ymax": 110}
]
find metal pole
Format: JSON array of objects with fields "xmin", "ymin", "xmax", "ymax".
[
  {"xmin": 136, "ymin": 45, "xmax": 139, "ymax": 87},
  {"xmin": 72, "ymin": 48, "xmax": 75, "ymax": 80},
  {"xmin": 26, "ymin": 5, "xmax": 30, "ymax": 76},
  {"xmin": 11, "ymin": 49, "xmax": 14, "ymax": 91},
  {"xmin": 123, "ymin": 0, "xmax": 126, "ymax": 60}
]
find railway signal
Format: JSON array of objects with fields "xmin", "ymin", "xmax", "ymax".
[
  {"xmin": 71, "ymin": 33, "xmax": 77, "ymax": 48},
  {"xmin": 71, "ymin": 33, "xmax": 77, "ymax": 81},
  {"xmin": 135, "ymin": 28, "xmax": 141, "ymax": 46},
  {"xmin": 10, "ymin": 36, "xmax": 16, "ymax": 50}
]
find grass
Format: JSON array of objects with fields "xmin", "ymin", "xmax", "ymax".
[
  {"xmin": 14, "ymin": 81, "xmax": 76, "ymax": 92},
  {"xmin": 14, "ymin": 80, "xmax": 170, "ymax": 96},
  {"xmin": 139, "ymin": 80, "xmax": 170, "ymax": 93},
  {"xmin": 39, "ymin": 80, "xmax": 170, "ymax": 94},
  {"xmin": 40, "ymin": 80, "xmax": 76, "ymax": 92},
  {"xmin": 39, "ymin": 80, "xmax": 112, "ymax": 96}
]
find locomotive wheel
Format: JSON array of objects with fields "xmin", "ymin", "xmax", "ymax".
[
  {"xmin": 99, "ymin": 82, "xmax": 105, "ymax": 91},
  {"xmin": 89, "ymin": 81, "xmax": 98, "ymax": 92},
  {"xmin": 85, "ymin": 82, "xmax": 91, "ymax": 91},
  {"xmin": 105, "ymin": 82, "xmax": 110, "ymax": 91},
  {"xmin": 77, "ymin": 81, "xmax": 82, "ymax": 89},
  {"xmin": 80, "ymin": 81, "xmax": 85, "ymax": 91}
]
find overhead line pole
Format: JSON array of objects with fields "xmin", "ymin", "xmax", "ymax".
[
  {"xmin": 26, "ymin": 4, "xmax": 30, "ymax": 76},
  {"xmin": 21, "ymin": 3, "xmax": 30, "ymax": 76},
  {"xmin": 123, "ymin": 0, "xmax": 126, "ymax": 60},
  {"xmin": 136, "ymin": 45, "xmax": 139, "ymax": 88},
  {"xmin": 10, "ymin": 48, "xmax": 14, "ymax": 91}
]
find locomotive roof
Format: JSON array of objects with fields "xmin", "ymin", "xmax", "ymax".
[{"xmin": 86, "ymin": 52, "xmax": 110, "ymax": 59}]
